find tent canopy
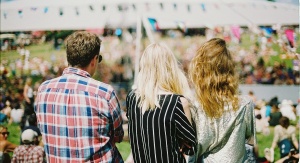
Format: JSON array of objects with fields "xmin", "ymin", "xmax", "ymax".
[{"xmin": 1, "ymin": 0, "xmax": 298, "ymax": 32}]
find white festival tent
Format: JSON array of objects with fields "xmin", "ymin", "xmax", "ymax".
[{"xmin": 0, "ymin": 0, "xmax": 299, "ymax": 32}]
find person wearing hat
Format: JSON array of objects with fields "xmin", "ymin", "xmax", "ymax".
[{"xmin": 11, "ymin": 129, "xmax": 44, "ymax": 163}]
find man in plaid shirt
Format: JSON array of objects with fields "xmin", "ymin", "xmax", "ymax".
[
  {"xmin": 12, "ymin": 129, "xmax": 45, "ymax": 163},
  {"xmin": 35, "ymin": 31, "xmax": 124, "ymax": 162}
]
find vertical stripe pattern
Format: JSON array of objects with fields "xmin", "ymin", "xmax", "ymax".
[{"xmin": 126, "ymin": 91, "xmax": 196, "ymax": 163}]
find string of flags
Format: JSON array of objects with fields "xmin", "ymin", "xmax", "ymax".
[
  {"xmin": 1, "ymin": 3, "xmax": 284, "ymax": 19},
  {"xmin": 148, "ymin": 18, "xmax": 187, "ymax": 34},
  {"xmin": 148, "ymin": 18, "xmax": 160, "ymax": 31}
]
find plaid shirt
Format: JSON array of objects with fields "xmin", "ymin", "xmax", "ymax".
[
  {"xmin": 35, "ymin": 67, "xmax": 124, "ymax": 163},
  {"xmin": 11, "ymin": 145, "xmax": 45, "ymax": 163}
]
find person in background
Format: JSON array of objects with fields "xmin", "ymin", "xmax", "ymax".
[
  {"xmin": 20, "ymin": 113, "xmax": 43, "ymax": 146},
  {"xmin": 189, "ymin": 38, "xmax": 256, "ymax": 162},
  {"xmin": 0, "ymin": 101, "xmax": 12, "ymax": 124},
  {"xmin": 23, "ymin": 77, "xmax": 34, "ymax": 115},
  {"xmin": 35, "ymin": 31, "xmax": 124, "ymax": 162},
  {"xmin": 268, "ymin": 101, "xmax": 282, "ymax": 127},
  {"xmin": 275, "ymin": 151, "xmax": 299, "ymax": 163},
  {"xmin": 126, "ymin": 43, "xmax": 196, "ymax": 163},
  {"xmin": 270, "ymin": 116, "xmax": 298, "ymax": 158},
  {"xmin": 10, "ymin": 93, "xmax": 24, "ymax": 124},
  {"xmin": 11, "ymin": 129, "xmax": 45, "ymax": 163},
  {"xmin": 0, "ymin": 125, "xmax": 17, "ymax": 163},
  {"xmin": 279, "ymin": 100, "xmax": 296, "ymax": 121},
  {"xmin": 248, "ymin": 90, "xmax": 257, "ymax": 104}
]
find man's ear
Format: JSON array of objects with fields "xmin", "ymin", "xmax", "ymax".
[{"xmin": 91, "ymin": 55, "xmax": 97, "ymax": 67}]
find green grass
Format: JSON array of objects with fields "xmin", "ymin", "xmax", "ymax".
[
  {"xmin": 256, "ymin": 127, "xmax": 280, "ymax": 160},
  {"xmin": 5, "ymin": 121, "xmax": 299, "ymax": 161},
  {"xmin": 5, "ymin": 122, "xmax": 132, "ymax": 160}
]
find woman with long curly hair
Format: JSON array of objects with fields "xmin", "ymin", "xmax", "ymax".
[{"xmin": 189, "ymin": 38, "xmax": 256, "ymax": 162}]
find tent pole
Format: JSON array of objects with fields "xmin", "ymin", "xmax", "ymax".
[
  {"xmin": 133, "ymin": 14, "xmax": 142, "ymax": 89},
  {"xmin": 142, "ymin": 16, "xmax": 155, "ymax": 44}
]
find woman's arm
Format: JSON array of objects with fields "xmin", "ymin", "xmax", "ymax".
[
  {"xmin": 4, "ymin": 141, "xmax": 17, "ymax": 152},
  {"xmin": 291, "ymin": 129, "xmax": 298, "ymax": 150},
  {"xmin": 246, "ymin": 101, "xmax": 256, "ymax": 145},
  {"xmin": 175, "ymin": 97, "xmax": 196, "ymax": 155},
  {"xmin": 271, "ymin": 126, "xmax": 280, "ymax": 149}
]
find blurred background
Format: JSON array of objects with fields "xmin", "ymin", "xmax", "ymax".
[{"xmin": 0, "ymin": 0, "xmax": 299, "ymax": 161}]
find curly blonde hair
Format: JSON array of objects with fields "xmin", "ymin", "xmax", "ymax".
[{"xmin": 189, "ymin": 38, "xmax": 239, "ymax": 118}]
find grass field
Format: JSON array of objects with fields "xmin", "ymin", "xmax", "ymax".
[
  {"xmin": 5, "ymin": 122, "xmax": 132, "ymax": 160},
  {"xmin": 5, "ymin": 121, "xmax": 298, "ymax": 161}
]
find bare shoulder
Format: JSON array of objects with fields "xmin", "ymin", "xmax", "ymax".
[
  {"xmin": 180, "ymin": 97, "xmax": 189, "ymax": 108},
  {"xmin": 180, "ymin": 96, "xmax": 192, "ymax": 123}
]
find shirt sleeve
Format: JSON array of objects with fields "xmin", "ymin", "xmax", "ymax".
[
  {"xmin": 109, "ymin": 90, "xmax": 124, "ymax": 144},
  {"xmin": 11, "ymin": 147, "xmax": 18, "ymax": 163},
  {"xmin": 174, "ymin": 100, "xmax": 196, "ymax": 155},
  {"xmin": 245, "ymin": 101, "xmax": 256, "ymax": 145},
  {"xmin": 38, "ymin": 147, "xmax": 45, "ymax": 163}
]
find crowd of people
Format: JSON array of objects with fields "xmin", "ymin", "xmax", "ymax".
[{"xmin": 0, "ymin": 28, "xmax": 299, "ymax": 163}]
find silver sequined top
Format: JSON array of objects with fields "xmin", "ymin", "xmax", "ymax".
[{"xmin": 191, "ymin": 96, "xmax": 256, "ymax": 163}]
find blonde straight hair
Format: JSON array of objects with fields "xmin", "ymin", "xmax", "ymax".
[
  {"xmin": 136, "ymin": 43, "xmax": 192, "ymax": 112},
  {"xmin": 189, "ymin": 38, "xmax": 239, "ymax": 118}
]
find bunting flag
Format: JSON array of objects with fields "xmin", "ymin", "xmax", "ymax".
[
  {"xmin": 18, "ymin": 9, "xmax": 23, "ymax": 17},
  {"xmin": 89, "ymin": 5, "xmax": 94, "ymax": 11},
  {"xmin": 75, "ymin": 7, "xmax": 79, "ymax": 16},
  {"xmin": 187, "ymin": 5, "xmax": 191, "ymax": 12},
  {"xmin": 285, "ymin": 29, "xmax": 295, "ymax": 48},
  {"xmin": 148, "ymin": 18, "xmax": 160, "ymax": 31},
  {"xmin": 115, "ymin": 28, "xmax": 122, "ymax": 36},
  {"xmin": 201, "ymin": 3, "xmax": 206, "ymax": 12},
  {"xmin": 3, "ymin": 12, "xmax": 7, "ymax": 19},
  {"xmin": 231, "ymin": 25, "xmax": 241, "ymax": 41},
  {"xmin": 31, "ymin": 7, "xmax": 37, "ymax": 11},
  {"xmin": 262, "ymin": 27, "xmax": 273, "ymax": 38},
  {"xmin": 59, "ymin": 8, "xmax": 63, "ymax": 16},
  {"xmin": 44, "ymin": 7, "xmax": 48, "ymax": 14},
  {"xmin": 176, "ymin": 21, "xmax": 187, "ymax": 33}
]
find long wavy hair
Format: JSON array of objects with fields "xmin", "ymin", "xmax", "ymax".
[
  {"xmin": 189, "ymin": 38, "xmax": 239, "ymax": 118},
  {"xmin": 136, "ymin": 43, "xmax": 192, "ymax": 112}
]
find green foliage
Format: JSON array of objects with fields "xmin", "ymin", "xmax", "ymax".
[
  {"xmin": 7, "ymin": 123, "xmax": 21, "ymax": 145},
  {"xmin": 256, "ymin": 127, "xmax": 280, "ymax": 160}
]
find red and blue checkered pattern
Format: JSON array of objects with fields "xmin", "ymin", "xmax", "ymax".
[{"xmin": 35, "ymin": 67, "xmax": 124, "ymax": 163}]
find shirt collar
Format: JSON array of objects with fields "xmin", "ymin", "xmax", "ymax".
[{"xmin": 62, "ymin": 67, "xmax": 91, "ymax": 78}]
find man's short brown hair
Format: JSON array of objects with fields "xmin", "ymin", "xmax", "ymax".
[{"xmin": 65, "ymin": 31, "xmax": 101, "ymax": 68}]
